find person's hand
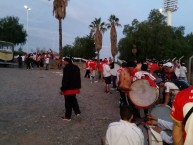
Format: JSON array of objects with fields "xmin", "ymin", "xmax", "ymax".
[
  {"xmin": 152, "ymin": 126, "xmax": 162, "ymax": 133},
  {"xmin": 147, "ymin": 114, "xmax": 158, "ymax": 121}
]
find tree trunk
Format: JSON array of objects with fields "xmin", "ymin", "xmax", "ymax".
[
  {"xmin": 59, "ymin": 19, "xmax": 62, "ymax": 58},
  {"xmin": 110, "ymin": 25, "xmax": 117, "ymax": 61}
]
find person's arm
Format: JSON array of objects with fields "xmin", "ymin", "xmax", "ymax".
[
  {"xmin": 160, "ymin": 131, "xmax": 173, "ymax": 144},
  {"xmin": 172, "ymin": 120, "xmax": 184, "ymax": 145},
  {"xmin": 158, "ymin": 119, "xmax": 173, "ymax": 130},
  {"xmin": 164, "ymin": 92, "xmax": 170, "ymax": 105}
]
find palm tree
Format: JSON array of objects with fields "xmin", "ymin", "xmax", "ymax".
[
  {"xmin": 53, "ymin": 0, "xmax": 68, "ymax": 57},
  {"xmin": 106, "ymin": 15, "xmax": 121, "ymax": 61},
  {"xmin": 89, "ymin": 18, "xmax": 107, "ymax": 62}
]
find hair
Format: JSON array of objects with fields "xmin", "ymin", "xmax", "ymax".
[
  {"xmin": 120, "ymin": 105, "xmax": 133, "ymax": 120},
  {"xmin": 63, "ymin": 57, "xmax": 72, "ymax": 63},
  {"xmin": 141, "ymin": 63, "xmax": 148, "ymax": 71},
  {"xmin": 121, "ymin": 62, "xmax": 128, "ymax": 68},
  {"xmin": 127, "ymin": 61, "xmax": 136, "ymax": 68}
]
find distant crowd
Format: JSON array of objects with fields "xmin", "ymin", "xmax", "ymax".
[{"xmin": 16, "ymin": 50, "xmax": 63, "ymax": 70}]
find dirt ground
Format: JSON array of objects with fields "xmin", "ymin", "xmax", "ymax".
[{"xmin": 0, "ymin": 65, "xmax": 121, "ymax": 145}]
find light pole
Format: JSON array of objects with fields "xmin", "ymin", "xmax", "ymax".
[
  {"xmin": 163, "ymin": 0, "xmax": 178, "ymax": 26},
  {"xmin": 24, "ymin": 5, "xmax": 31, "ymax": 53}
]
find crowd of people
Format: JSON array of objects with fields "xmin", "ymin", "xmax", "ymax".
[
  {"xmin": 82, "ymin": 57, "xmax": 192, "ymax": 145},
  {"xmin": 16, "ymin": 54, "xmax": 192, "ymax": 145},
  {"xmin": 16, "ymin": 50, "xmax": 63, "ymax": 70}
]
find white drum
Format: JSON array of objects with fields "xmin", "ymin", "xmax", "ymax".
[{"xmin": 129, "ymin": 79, "xmax": 159, "ymax": 108}]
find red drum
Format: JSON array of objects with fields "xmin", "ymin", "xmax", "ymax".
[
  {"xmin": 151, "ymin": 104, "xmax": 173, "ymax": 123},
  {"xmin": 129, "ymin": 79, "xmax": 159, "ymax": 108}
]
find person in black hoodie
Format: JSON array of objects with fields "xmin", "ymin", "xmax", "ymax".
[{"xmin": 60, "ymin": 57, "xmax": 81, "ymax": 121}]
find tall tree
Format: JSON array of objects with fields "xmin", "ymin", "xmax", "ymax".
[
  {"xmin": 0, "ymin": 16, "xmax": 27, "ymax": 45},
  {"xmin": 53, "ymin": 0, "xmax": 68, "ymax": 57},
  {"xmin": 89, "ymin": 18, "xmax": 106, "ymax": 62},
  {"xmin": 106, "ymin": 15, "xmax": 121, "ymax": 61}
]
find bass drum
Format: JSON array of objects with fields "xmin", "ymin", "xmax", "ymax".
[
  {"xmin": 129, "ymin": 79, "xmax": 159, "ymax": 108},
  {"xmin": 151, "ymin": 104, "xmax": 173, "ymax": 123}
]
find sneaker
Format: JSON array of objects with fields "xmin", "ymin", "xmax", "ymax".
[
  {"xmin": 94, "ymin": 81, "xmax": 98, "ymax": 83},
  {"xmin": 61, "ymin": 117, "xmax": 71, "ymax": 122},
  {"xmin": 76, "ymin": 114, "xmax": 81, "ymax": 121}
]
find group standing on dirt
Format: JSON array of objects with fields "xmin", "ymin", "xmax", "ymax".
[
  {"xmin": 82, "ymin": 57, "xmax": 192, "ymax": 145},
  {"xmin": 16, "ymin": 50, "xmax": 63, "ymax": 70}
]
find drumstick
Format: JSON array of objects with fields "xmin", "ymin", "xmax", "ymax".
[
  {"xmin": 145, "ymin": 125, "xmax": 159, "ymax": 143},
  {"xmin": 150, "ymin": 128, "xmax": 159, "ymax": 143}
]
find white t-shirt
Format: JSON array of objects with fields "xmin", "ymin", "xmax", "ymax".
[
  {"xmin": 165, "ymin": 82, "xmax": 179, "ymax": 93},
  {"xmin": 45, "ymin": 57, "xmax": 49, "ymax": 64},
  {"xmin": 103, "ymin": 63, "xmax": 111, "ymax": 77},
  {"xmin": 179, "ymin": 66, "xmax": 187, "ymax": 78},
  {"xmin": 110, "ymin": 64, "xmax": 119, "ymax": 76},
  {"xmin": 105, "ymin": 120, "xmax": 144, "ymax": 145}
]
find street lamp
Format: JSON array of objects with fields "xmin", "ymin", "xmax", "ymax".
[{"xmin": 24, "ymin": 5, "xmax": 31, "ymax": 53}]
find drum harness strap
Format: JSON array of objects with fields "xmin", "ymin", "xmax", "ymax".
[{"xmin": 183, "ymin": 106, "xmax": 193, "ymax": 126}]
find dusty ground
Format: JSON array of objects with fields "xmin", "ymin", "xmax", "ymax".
[{"xmin": 0, "ymin": 65, "xmax": 121, "ymax": 145}]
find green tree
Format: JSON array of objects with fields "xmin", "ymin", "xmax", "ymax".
[
  {"xmin": 53, "ymin": 0, "xmax": 69, "ymax": 57},
  {"xmin": 62, "ymin": 44, "xmax": 73, "ymax": 57},
  {"xmin": 0, "ymin": 16, "xmax": 27, "ymax": 45},
  {"xmin": 89, "ymin": 18, "xmax": 107, "ymax": 62},
  {"xmin": 106, "ymin": 15, "xmax": 121, "ymax": 61},
  {"xmin": 118, "ymin": 9, "xmax": 193, "ymax": 61}
]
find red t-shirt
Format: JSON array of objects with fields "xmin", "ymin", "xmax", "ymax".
[
  {"xmin": 98, "ymin": 62, "xmax": 103, "ymax": 72},
  {"xmin": 89, "ymin": 61, "xmax": 96, "ymax": 70},
  {"xmin": 150, "ymin": 63, "xmax": 158, "ymax": 73},
  {"xmin": 85, "ymin": 60, "xmax": 90, "ymax": 68},
  {"xmin": 171, "ymin": 86, "xmax": 193, "ymax": 141}
]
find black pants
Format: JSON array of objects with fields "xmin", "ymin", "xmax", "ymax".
[
  {"xmin": 64, "ymin": 94, "xmax": 81, "ymax": 119},
  {"xmin": 84, "ymin": 69, "xmax": 90, "ymax": 78},
  {"xmin": 111, "ymin": 75, "xmax": 117, "ymax": 88}
]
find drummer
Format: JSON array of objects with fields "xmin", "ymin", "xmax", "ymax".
[
  {"xmin": 156, "ymin": 78, "xmax": 179, "ymax": 106},
  {"xmin": 117, "ymin": 62, "xmax": 131, "ymax": 106},
  {"xmin": 132, "ymin": 63, "xmax": 157, "ymax": 117}
]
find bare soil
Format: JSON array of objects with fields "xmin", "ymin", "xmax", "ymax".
[{"xmin": 0, "ymin": 65, "xmax": 120, "ymax": 145}]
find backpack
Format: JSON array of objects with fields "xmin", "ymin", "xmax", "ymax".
[{"xmin": 172, "ymin": 80, "xmax": 189, "ymax": 90}]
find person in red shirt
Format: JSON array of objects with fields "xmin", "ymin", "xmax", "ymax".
[
  {"xmin": 57, "ymin": 57, "xmax": 62, "ymax": 70},
  {"xmin": 84, "ymin": 59, "xmax": 91, "ymax": 78},
  {"xmin": 170, "ymin": 86, "xmax": 193, "ymax": 145},
  {"xmin": 89, "ymin": 59, "xmax": 97, "ymax": 83},
  {"xmin": 98, "ymin": 59, "xmax": 104, "ymax": 81}
]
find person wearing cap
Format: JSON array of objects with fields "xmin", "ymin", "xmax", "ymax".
[
  {"xmin": 60, "ymin": 57, "xmax": 81, "ymax": 121},
  {"xmin": 156, "ymin": 78, "xmax": 179, "ymax": 106},
  {"xmin": 163, "ymin": 62, "xmax": 177, "ymax": 82}
]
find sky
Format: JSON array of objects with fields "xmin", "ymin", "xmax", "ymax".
[{"xmin": 0, "ymin": 0, "xmax": 192, "ymax": 58}]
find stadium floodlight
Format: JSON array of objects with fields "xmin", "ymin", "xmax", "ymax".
[
  {"xmin": 24, "ymin": 5, "xmax": 31, "ymax": 53},
  {"xmin": 163, "ymin": 0, "xmax": 178, "ymax": 26}
]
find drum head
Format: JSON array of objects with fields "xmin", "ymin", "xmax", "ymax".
[
  {"xmin": 151, "ymin": 104, "xmax": 172, "ymax": 123},
  {"xmin": 129, "ymin": 79, "xmax": 158, "ymax": 108}
]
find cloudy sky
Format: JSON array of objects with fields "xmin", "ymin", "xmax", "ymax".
[{"xmin": 0, "ymin": 0, "xmax": 192, "ymax": 58}]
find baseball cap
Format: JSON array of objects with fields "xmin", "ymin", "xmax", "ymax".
[
  {"xmin": 163, "ymin": 62, "xmax": 173, "ymax": 68},
  {"xmin": 156, "ymin": 78, "xmax": 164, "ymax": 85}
]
